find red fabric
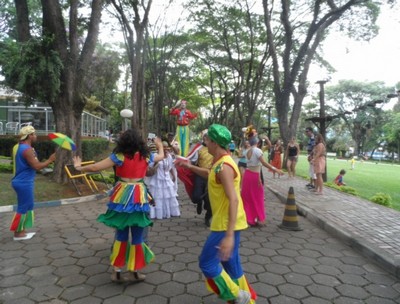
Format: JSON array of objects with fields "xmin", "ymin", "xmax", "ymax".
[
  {"xmin": 116, "ymin": 153, "xmax": 148, "ymax": 178},
  {"xmin": 114, "ymin": 241, "xmax": 127, "ymax": 267},
  {"xmin": 176, "ymin": 166, "xmax": 195, "ymax": 200},
  {"xmin": 10, "ymin": 213, "xmax": 22, "ymax": 231},
  {"xmin": 170, "ymin": 108, "xmax": 197, "ymax": 126},
  {"xmin": 134, "ymin": 245, "xmax": 146, "ymax": 269},
  {"xmin": 206, "ymin": 278, "xmax": 220, "ymax": 295},
  {"xmin": 134, "ymin": 185, "xmax": 141, "ymax": 202}
]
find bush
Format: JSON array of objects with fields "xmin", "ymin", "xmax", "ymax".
[
  {"xmin": 0, "ymin": 163, "xmax": 13, "ymax": 173},
  {"xmin": 81, "ymin": 138, "xmax": 109, "ymax": 161},
  {"xmin": 369, "ymin": 193, "xmax": 392, "ymax": 207},
  {"xmin": 326, "ymin": 182, "xmax": 358, "ymax": 196}
]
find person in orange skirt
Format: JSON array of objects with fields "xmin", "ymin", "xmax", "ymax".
[{"xmin": 269, "ymin": 139, "xmax": 283, "ymax": 178}]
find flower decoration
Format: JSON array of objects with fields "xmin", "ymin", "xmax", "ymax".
[{"xmin": 244, "ymin": 125, "xmax": 257, "ymax": 139}]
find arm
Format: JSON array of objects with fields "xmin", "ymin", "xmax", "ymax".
[
  {"xmin": 73, "ymin": 156, "xmax": 114, "ymax": 172},
  {"xmin": 169, "ymin": 108, "xmax": 180, "ymax": 116},
  {"xmin": 217, "ymin": 164, "xmax": 237, "ymax": 261},
  {"xmin": 152, "ymin": 137, "xmax": 165, "ymax": 163},
  {"xmin": 259, "ymin": 154, "xmax": 284, "ymax": 175},
  {"xmin": 177, "ymin": 161, "xmax": 210, "ymax": 179},
  {"xmin": 25, "ymin": 149, "xmax": 56, "ymax": 171},
  {"xmin": 312, "ymin": 143, "xmax": 323, "ymax": 161},
  {"xmin": 186, "ymin": 109, "xmax": 197, "ymax": 120},
  {"xmin": 296, "ymin": 144, "xmax": 300, "ymax": 157}
]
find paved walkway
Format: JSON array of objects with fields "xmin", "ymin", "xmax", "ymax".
[
  {"xmin": 0, "ymin": 173, "xmax": 400, "ymax": 303},
  {"xmin": 265, "ymin": 172, "xmax": 400, "ymax": 279}
]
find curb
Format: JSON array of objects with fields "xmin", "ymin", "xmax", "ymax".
[
  {"xmin": 267, "ymin": 184, "xmax": 400, "ymax": 280},
  {"xmin": 0, "ymin": 192, "xmax": 108, "ymax": 214}
]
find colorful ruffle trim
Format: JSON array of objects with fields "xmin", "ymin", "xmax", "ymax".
[
  {"xmin": 108, "ymin": 181, "xmax": 153, "ymax": 213},
  {"xmin": 10, "ymin": 210, "xmax": 34, "ymax": 232},
  {"xmin": 97, "ymin": 210, "xmax": 153, "ymax": 230},
  {"xmin": 206, "ymin": 270, "xmax": 257, "ymax": 302},
  {"xmin": 111, "ymin": 241, "xmax": 155, "ymax": 270}
]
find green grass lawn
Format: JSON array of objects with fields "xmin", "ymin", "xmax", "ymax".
[{"xmin": 294, "ymin": 155, "xmax": 400, "ymax": 211}]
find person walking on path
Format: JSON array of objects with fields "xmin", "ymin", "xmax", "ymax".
[
  {"xmin": 10, "ymin": 126, "xmax": 56, "ymax": 241},
  {"xmin": 176, "ymin": 124, "xmax": 256, "ymax": 304},
  {"xmin": 229, "ymin": 140, "xmax": 236, "ymax": 155},
  {"xmin": 73, "ymin": 128, "xmax": 164, "ymax": 283},
  {"xmin": 269, "ymin": 139, "xmax": 283, "ymax": 179},
  {"xmin": 241, "ymin": 126, "xmax": 283, "ymax": 227},
  {"xmin": 237, "ymin": 140, "xmax": 250, "ymax": 188},
  {"xmin": 285, "ymin": 137, "xmax": 300, "ymax": 178},
  {"xmin": 311, "ymin": 134, "xmax": 326, "ymax": 195},
  {"xmin": 305, "ymin": 127, "xmax": 316, "ymax": 189},
  {"xmin": 148, "ymin": 141, "xmax": 180, "ymax": 220},
  {"xmin": 187, "ymin": 130, "xmax": 214, "ymax": 227}
]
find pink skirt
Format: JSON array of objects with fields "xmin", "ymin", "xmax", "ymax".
[{"xmin": 241, "ymin": 170, "xmax": 266, "ymax": 225}]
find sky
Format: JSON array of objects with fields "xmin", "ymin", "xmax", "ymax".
[{"xmin": 308, "ymin": 4, "xmax": 400, "ymax": 89}]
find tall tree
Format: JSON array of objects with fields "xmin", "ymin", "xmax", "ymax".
[
  {"xmin": 185, "ymin": 0, "xmax": 273, "ymax": 134},
  {"xmin": 0, "ymin": 0, "xmax": 104, "ymax": 182},
  {"xmin": 108, "ymin": 0, "xmax": 152, "ymax": 136},
  {"xmin": 262, "ymin": 0, "xmax": 382, "ymax": 146},
  {"xmin": 325, "ymin": 80, "xmax": 393, "ymax": 155}
]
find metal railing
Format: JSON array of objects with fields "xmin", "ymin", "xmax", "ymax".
[{"xmin": 0, "ymin": 105, "xmax": 108, "ymax": 137}]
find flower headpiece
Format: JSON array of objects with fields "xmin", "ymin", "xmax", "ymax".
[{"xmin": 243, "ymin": 125, "xmax": 257, "ymax": 139}]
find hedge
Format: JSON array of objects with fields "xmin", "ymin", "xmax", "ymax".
[{"xmin": 0, "ymin": 135, "xmax": 109, "ymax": 161}]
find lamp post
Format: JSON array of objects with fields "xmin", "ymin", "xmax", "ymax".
[
  {"xmin": 120, "ymin": 109, "xmax": 133, "ymax": 131},
  {"xmin": 305, "ymin": 80, "xmax": 329, "ymax": 181},
  {"xmin": 261, "ymin": 105, "xmax": 277, "ymax": 140}
]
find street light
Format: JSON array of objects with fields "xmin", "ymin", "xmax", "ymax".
[
  {"xmin": 120, "ymin": 109, "xmax": 133, "ymax": 131},
  {"xmin": 261, "ymin": 105, "xmax": 277, "ymax": 139}
]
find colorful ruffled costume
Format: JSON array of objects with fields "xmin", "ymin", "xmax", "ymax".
[
  {"xmin": 199, "ymin": 147, "xmax": 256, "ymax": 302},
  {"xmin": 10, "ymin": 143, "xmax": 36, "ymax": 233},
  {"xmin": 97, "ymin": 152, "xmax": 155, "ymax": 271},
  {"xmin": 169, "ymin": 100, "xmax": 197, "ymax": 156}
]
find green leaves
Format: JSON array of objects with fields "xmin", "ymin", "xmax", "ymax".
[{"xmin": 0, "ymin": 36, "xmax": 63, "ymax": 105}]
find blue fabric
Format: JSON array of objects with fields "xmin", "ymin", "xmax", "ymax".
[
  {"xmin": 12, "ymin": 180, "xmax": 34, "ymax": 214},
  {"xmin": 307, "ymin": 135, "xmax": 315, "ymax": 154},
  {"xmin": 199, "ymin": 231, "xmax": 243, "ymax": 279},
  {"xmin": 12, "ymin": 143, "xmax": 36, "ymax": 182},
  {"xmin": 12, "ymin": 143, "xmax": 36, "ymax": 214},
  {"xmin": 107, "ymin": 202, "xmax": 151, "ymax": 213},
  {"xmin": 115, "ymin": 226, "xmax": 144, "ymax": 245}
]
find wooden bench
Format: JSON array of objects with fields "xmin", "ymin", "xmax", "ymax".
[{"xmin": 326, "ymin": 152, "xmax": 337, "ymax": 158}]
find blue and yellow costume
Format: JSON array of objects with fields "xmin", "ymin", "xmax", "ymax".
[
  {"xmin": 98, "ymin": 152, "xmax": 155, "ymax": 271},
  {"xmin": 199, "ymin": 154, "xmax": 256, "ymax": 303}
]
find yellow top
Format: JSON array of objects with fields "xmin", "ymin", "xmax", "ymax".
[
  {"xmin": 208, "ymin": 154, "xmax": 248, "ymax": 231},
  {"xmin": 197, "ymin": 146, "xmax": 213, "ymax": 169}
]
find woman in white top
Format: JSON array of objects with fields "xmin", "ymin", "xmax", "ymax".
[{"xmin": 241, "ymin": 133, "xmax": 283, "ymax": 227}]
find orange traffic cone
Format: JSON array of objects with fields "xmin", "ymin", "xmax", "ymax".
[{"xmin": 278, "ymin": 186, "xmax": 303, "ymax": 231}]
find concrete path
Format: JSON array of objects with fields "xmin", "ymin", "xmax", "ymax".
[
  {"xmin": 0, "ymin": 175, "xmax": 400, "ymax": 303},
  {"xmin": 265, "ymin": 172, "xmax": 400, "ymax": 279}
]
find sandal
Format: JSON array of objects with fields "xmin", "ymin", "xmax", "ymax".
[
  {"xmin": 111, "ymin": 270, "xmax": 124, "ymax": 283},
  {"xmin": 124, "ymin": 271, "xmax": 146, "ymax": 283}
]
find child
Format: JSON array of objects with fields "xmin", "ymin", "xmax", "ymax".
[
  {"xmin": 350, "ymin": 157, "xmax": 356, "ymax": 170},
  {"xmin": 148, "ymin": 141, "xmax": 181, "ymax": 219},
  {"xmin": 334, "ymin": 169, "xmax": 346, "ymax": 186}
]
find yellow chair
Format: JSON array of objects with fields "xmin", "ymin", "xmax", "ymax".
[
  {"xmin": 81, "ymin": 161, "xmax": 109, "ymax": 190},
  {"xmin": 64, "ymin": 164, "xmax": 97, "ymax": 196}
]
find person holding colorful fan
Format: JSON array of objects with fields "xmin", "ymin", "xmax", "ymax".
[{"xmin": 73, "ymin": 128, "xmax": 164, "ymax": 283}]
